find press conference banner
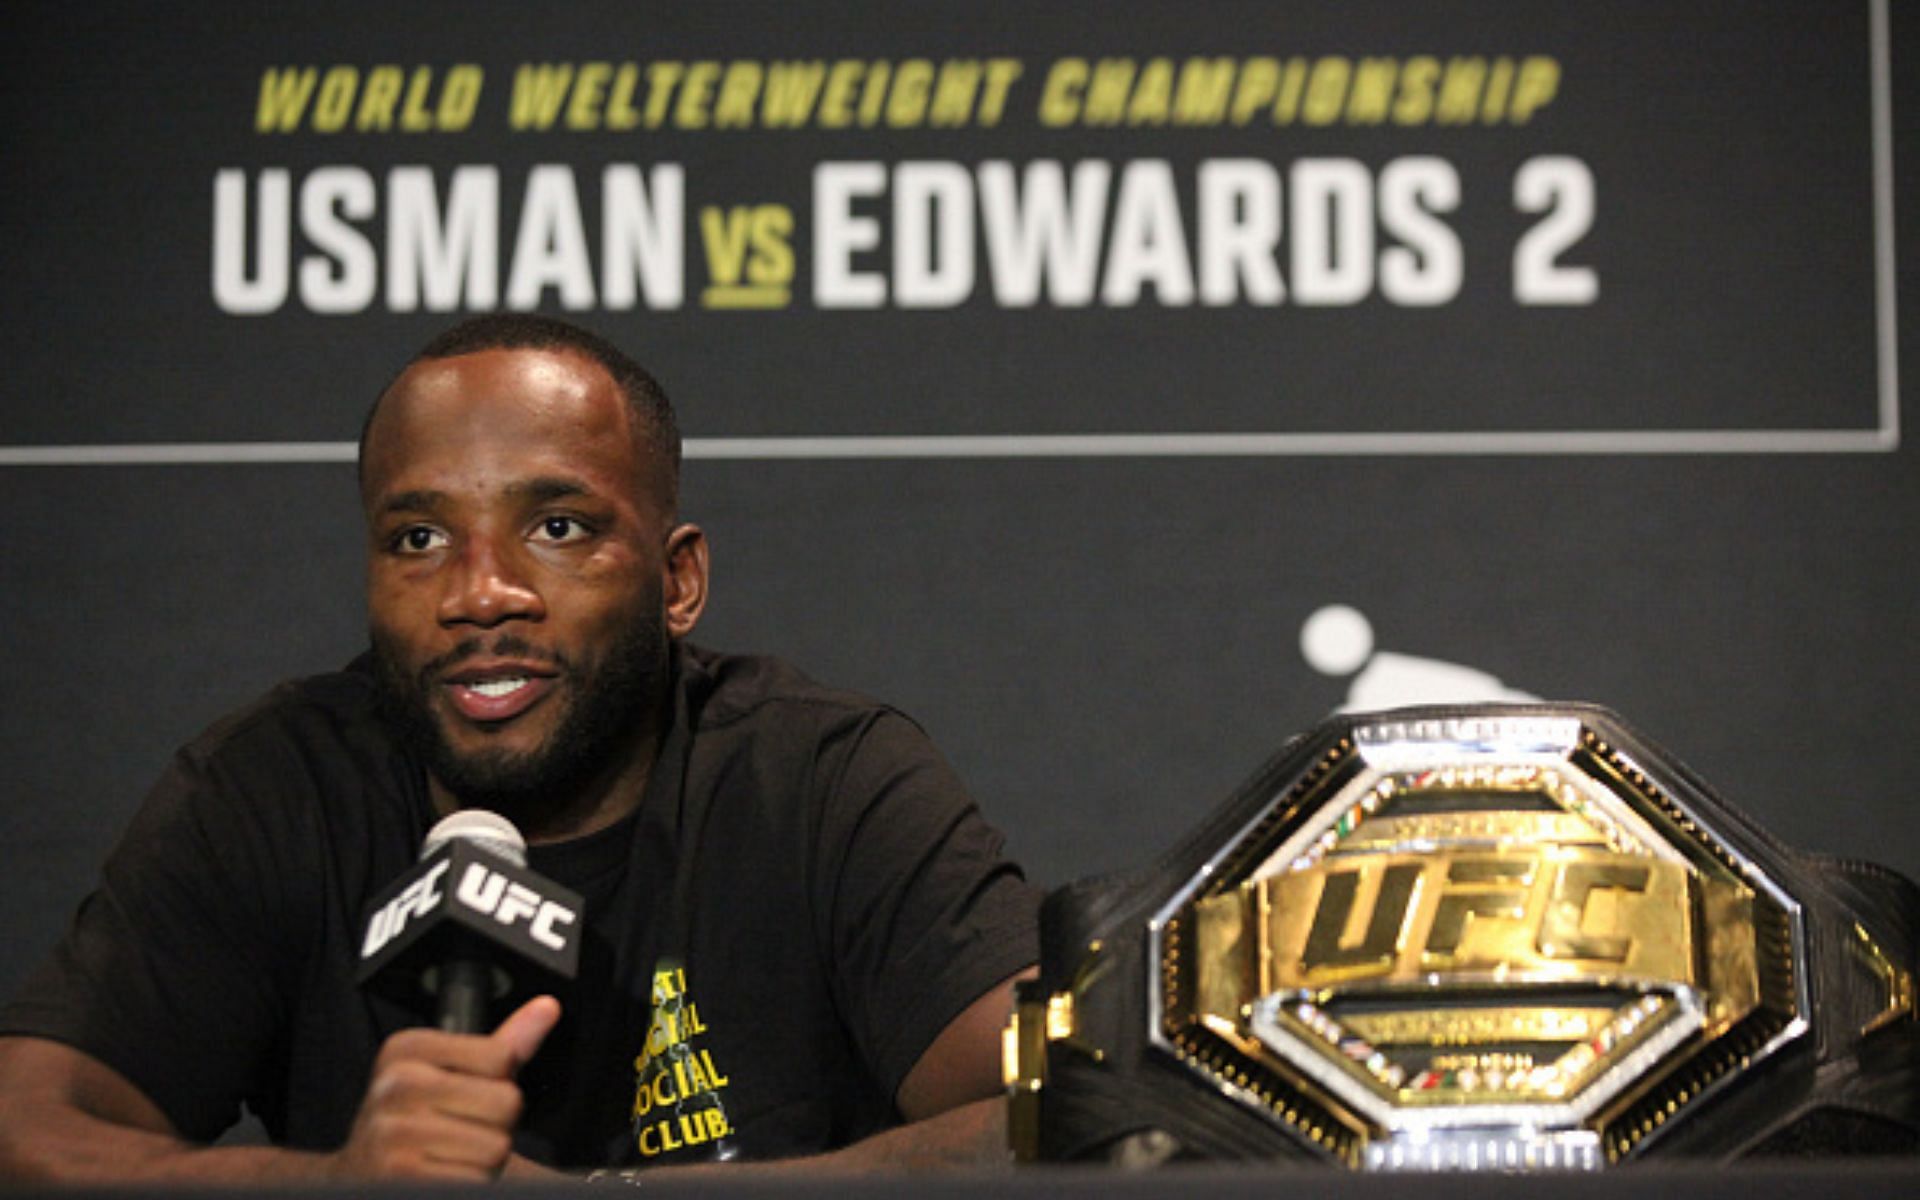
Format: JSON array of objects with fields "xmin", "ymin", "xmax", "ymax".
[{"xmin": 3, "ymin": 0, "xmax": 1894, "ymax": 453}]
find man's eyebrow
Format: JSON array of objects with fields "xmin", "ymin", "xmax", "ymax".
[
  {"xmin": 508, "ymin": 477, "xmax": 594, "ymax": 504},
  {"xmin": 376, "ymin": 479, "xmax": 593, "ymax": 515},
  {"xmin": 377, "ymin": 489, "xmax": 444, "ymax": 517}
]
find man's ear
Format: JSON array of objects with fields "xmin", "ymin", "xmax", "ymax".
[{"xmin": 663, "ymin": 523, "xmax": 710, "ymax": 639}]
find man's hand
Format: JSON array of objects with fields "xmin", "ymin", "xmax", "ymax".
[
  {"xmin": 330, "ymin": 996, "xmax": 561, "ymax": 1181},
  {"xmin": 0, "ymin": 997, "xmax": 561, "ymax": 1184}
]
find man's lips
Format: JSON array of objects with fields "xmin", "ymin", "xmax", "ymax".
[{"xmin": 439, "ymin": 662, "xmax": 559, "ymax": 724}]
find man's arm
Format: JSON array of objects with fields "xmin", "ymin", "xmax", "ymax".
[
  {"xmin": 0, "ymin": 997, "xmax": 560, "ymax": 1184},
  {"xmin": 784, "ymin": 707, "xmax": 1040, "ymax": 1173},
  {"xmin": 896, "ymin": 967, "xmax": 1031, "ymax": 1122},
  {"xmin": 805, "ymin": 965, "xmax": 1035, "ymax": 1172}
]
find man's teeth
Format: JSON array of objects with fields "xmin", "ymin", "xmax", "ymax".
[{"xmin": 469, "ymin": 677, "xmax": 529, "ymax": 698}]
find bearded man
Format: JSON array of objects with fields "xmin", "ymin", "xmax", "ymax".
[{"xmin": 0, "ymin": 315, "xmax": 1039, "ymax": 1182}]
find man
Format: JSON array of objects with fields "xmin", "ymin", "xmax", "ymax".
[{"xmin": 0, "ymin": 315, "xmax": 1039, "ymax": 1182}]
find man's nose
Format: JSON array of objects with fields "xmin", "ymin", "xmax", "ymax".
[{"xmin": 437, "ymin": 539, "xmax": 545, "ymax": 628}]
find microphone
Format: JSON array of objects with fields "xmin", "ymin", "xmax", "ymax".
[{"xmin": 356, "ymin": 810, "xmax": 584, "ymax": 1033}]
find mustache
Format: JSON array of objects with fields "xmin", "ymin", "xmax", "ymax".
[{"xmin": 419, "ymin": 635, "xmax": 570, "ymax": 682}]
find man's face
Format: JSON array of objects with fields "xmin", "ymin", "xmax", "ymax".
[{"xmin": 359, "ymin": 347, "xmax": 704, "ymax": 824}]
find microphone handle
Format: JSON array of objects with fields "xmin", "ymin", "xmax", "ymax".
[{"xmin": 436, "ymin": 957, "xmax": 493, "ymax": 1034}]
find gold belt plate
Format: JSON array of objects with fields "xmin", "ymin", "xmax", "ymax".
[{"xmin": 1153, "ymin": 717, "xmax": 1803, "ymax": 1169}]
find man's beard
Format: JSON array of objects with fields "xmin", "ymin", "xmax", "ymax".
[{"xmin": 371, "ymin": 614, "xmax": 670, "ymax": 829}]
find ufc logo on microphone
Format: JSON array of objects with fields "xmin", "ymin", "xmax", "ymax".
[
  {"xmin": 361, "ymin": 860, "xmax": 451, "ymax": 958},
  {"xmin": 453, "ymin": 862, "xmax": 577, "ymax": 951}
]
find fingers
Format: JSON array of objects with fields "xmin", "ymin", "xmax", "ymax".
[
  {"xmin": 344, "ymin": 1101, "xmax": 516, "ymax": 1181},
  {"xmin": 369, "ymin": 995, "xmax": 559, "ymax": 1081},
  {"xmin": 336, "ymin": 999, "xmax": 562, "ymax": 1181},
  {"xmin": 492, "ymin": 995, "xmax": 562, "ymax": 1072},
  {"xmin": 373, "ymin": 1027, "xmax": 515, "ymax": 1083},
  {"xmin": 365, "ymin": 1056, "xmax": 524, "ymax": 1128}
]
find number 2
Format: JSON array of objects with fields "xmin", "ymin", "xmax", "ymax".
[{"xmin": 1513, "ymin": 156, "xmax": 1598, "ymax": 305}]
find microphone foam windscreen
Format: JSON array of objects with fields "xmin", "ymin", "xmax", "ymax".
[{"xmin": 422, "ymin": 809, "xmax": 528, "ymax": 867}]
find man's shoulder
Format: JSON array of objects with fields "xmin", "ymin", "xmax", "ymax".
[
  {"xmin": 129, "ymin": 655, "xmax": 418, "ymax": 872},
  {"xmin": 680, "ymin": 643, "xmax": 904, "ymax": 731},
  {"xmin": 177, "ymin": 654, "xmax": 397, "ymax": 776}
]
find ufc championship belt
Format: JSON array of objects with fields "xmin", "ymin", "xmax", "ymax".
[{"xmin": 1007, "ymin": 705, "xmax": 1920, "ymax": 1169}]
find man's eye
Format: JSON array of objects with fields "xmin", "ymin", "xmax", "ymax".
[
  {"xmin": 392, "ymin": 526, "xmax": 446, "ymax": 553},
  {"xmin": 534, "ymin": 516, "xmax": 589, "ymax": 543}
]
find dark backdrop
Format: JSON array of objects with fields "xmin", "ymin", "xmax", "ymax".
[{"xmin": 2, "ymin": 1, "xmax": 1914, "ymax": 1000}]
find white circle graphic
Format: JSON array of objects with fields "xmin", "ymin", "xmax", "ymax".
[{"xmin": 1301, "ymin": 604, "xmax": 1375, "ymax": 676}]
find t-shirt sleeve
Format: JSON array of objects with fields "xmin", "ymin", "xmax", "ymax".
[
  {"xmin": 811, "ymin": 710, "xmax": 1041, "ymax": 1102},
  {"xmin": 0, "ymin": 730, "xmax": 307, "ymax": 1142}
]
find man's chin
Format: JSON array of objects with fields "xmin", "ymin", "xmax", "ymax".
[
  {"xmin": 426, "ymin": 725, "xmax": 565, "ymax": 801},
  {"xmin": 427, "ymin": 747, "xmax": 564, "ymax": 818},
  {"xmin": 434, "ymin": 718, "xmax": 554, "ymax": 761}
]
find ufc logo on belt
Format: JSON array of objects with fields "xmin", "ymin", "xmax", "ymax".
[{"xmin": 1255, "ymin": 850, "xmax": 1694, "ymax": 989}]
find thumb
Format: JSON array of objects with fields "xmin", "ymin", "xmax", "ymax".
[{"xmin": 492, "ymin": 995, "xmax": 562, "ymax": 1072}]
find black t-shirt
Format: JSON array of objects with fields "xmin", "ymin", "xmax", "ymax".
[{"xmin": 1, "ymin": 644, "xmax": 1040, "ymax": 1168}]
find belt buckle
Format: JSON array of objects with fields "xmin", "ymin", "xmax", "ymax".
[{"xmin": 1149, "ymin": 712, "xmax": 1809, "ymax": 1169}]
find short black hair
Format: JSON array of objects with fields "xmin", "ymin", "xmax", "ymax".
[{"xmin": 358, "ymin": 314, "xmax": 682, "ymax": 511}]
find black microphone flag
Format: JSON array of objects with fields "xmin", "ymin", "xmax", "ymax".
[{"xmin": 356, "ymin": 810, "xmax": 583, "ymax": 1031}]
